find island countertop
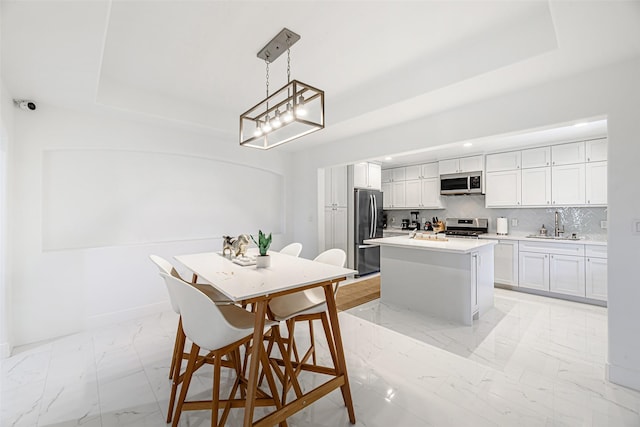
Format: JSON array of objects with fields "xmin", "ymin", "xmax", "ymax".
[{"xmin": 364, "ymin": 235, "xmax": 497, "ymax": 254}]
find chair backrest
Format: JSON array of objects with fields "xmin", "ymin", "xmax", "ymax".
[
  {"xmin": 313, "ymin": 248, "xmax": 347, "ymax": 267},
  {"xmin": 159, "ymin": 273, "xmax": 251, "ymax": 351},
  {"xmin": 150, "ymin": 254, "xmax": 181, "ymax": 314},
  {"xmin": 279, "ymin": 242, "xmax": 303, "ymax": 257}
]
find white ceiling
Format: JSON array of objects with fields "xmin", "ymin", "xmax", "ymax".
[{"xmin": 2, "ymin": 1, "xmax": 640, "ymax": 152}]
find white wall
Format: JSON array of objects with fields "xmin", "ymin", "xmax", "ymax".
[
  {"xmin": 8, "ymin": 104, "xmax": 294, "ymax": 346},
  {"xmin": 0, "ymin": 79, "xmax": 15, "ymax": 358},
  {"xmin": 291, "ymin": 57, "xmax": 640, "ymax": 391}
]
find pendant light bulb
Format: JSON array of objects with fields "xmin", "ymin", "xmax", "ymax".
[
  {"xmin": 263, "ymin": 115, "xmax": 272, "ymax": 133},
  {"xmin": 283, "ymin": 103, "xmax": 294, "ymax": 123},
  {"xmin": 253, "ymin": 121, "xmax": 263, "ymax": 137},
  {"xmin": 296, "ymin": 94, "xmax": 307, "ymax": 117},
  {"xmin": 272, "ymin": 110, "xmax": 282, "ymax": 128}
]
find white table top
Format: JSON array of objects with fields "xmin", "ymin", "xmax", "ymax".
[
  {"xmin": 175, "ymin": 250, "xmax": 357, "ymax": 302},
  {"xmin": 364, "ymin": 235, "xmax": 496, "ymax": 254}
]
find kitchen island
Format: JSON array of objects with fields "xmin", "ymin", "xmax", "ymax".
[{"xmin": 364, "ymin": 236, "xmax": 496, "ymax": 325}]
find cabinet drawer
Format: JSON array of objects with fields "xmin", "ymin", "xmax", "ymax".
[
  {"xmin": 586, "ymin": 245, "xmax": 607, "ymax": 258},
  {"xmin": 518, "ymin": 241, "xmax": 584, "ymax": 256}
]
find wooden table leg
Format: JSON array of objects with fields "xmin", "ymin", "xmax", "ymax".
[
  {"xmin": 243, "ymin": 300, "xmax": 267, "ymax": 427},
  {"xmin": 323, "ymin": 282, "xmax": 356, "ymax": 424}
]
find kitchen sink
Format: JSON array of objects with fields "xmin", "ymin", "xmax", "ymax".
[{"xmin": 525, "ymin": 234, "xmax": 581, "ymax": 241}]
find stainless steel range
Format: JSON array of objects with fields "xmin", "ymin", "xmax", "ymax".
[{"xmin": 444, "ymin": 218, "xmax": 488, "ymax": 238}]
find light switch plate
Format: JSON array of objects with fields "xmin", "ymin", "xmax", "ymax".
[
  {"xmin": 601, "ymin": 220, "xmax": 608, "ymax": 229},
  {"xmin": 635, "ymin": 219, "xmax": 640, "ymax": 234},
  {"xmin": 511, "ymin": 218, "xmax": 518, "ymax": 227}
]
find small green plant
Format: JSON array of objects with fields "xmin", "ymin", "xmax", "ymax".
[{"xmin": 251, "ymin": 230, "xmax": 272, "ymax": 256}]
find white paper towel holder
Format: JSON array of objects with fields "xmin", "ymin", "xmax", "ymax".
[{"xmin": 497, "ymin": 217, "xmax": 509, "ymax": 235}]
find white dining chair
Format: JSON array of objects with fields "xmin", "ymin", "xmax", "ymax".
[
  {"xmin": 160, "ymin": 273, "xmax": 280, "ymax": 427},
  {"xmin": 266, "ymin": 248, "xmax": 346, "ymax": 397},
  {"xmin": 149, "ymin": 255, "xmax": 233, "ymax": 422},
  {"xmin": 279, "ymin": 242, "xmax": 303, "ymax": 257}
]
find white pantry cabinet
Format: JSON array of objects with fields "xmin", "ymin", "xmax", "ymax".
[
  {"xmin": 324, "ymin": 166, "xmax": 347, "ymax": 208},
  {"xmin": 354, "ymin": 162, "xmax": 382, "ymax": 190},
  {"xmin": 494, "ymin": 240, "xmax": 519, "ymax": 286},
  {"xmin": 485, "ymin": 170, "xmax": 521, "ymax": 207},
  {"xmin": 324, "ymin": 206, "xmax": 347, "ymax": 253},
  {"xmin": 552, "ymin": 163, "xmax": 586, "ymax": 205},
  {"xmin": 586, "ymin": 245, "xmax": 608, "ymax": 301},
  {"xmin": 551, "ymin": 141, "xmax": 585, "ymax": 165},
  {"xmin": 439, "ymin": 155, "xmax": 484, "ymax": 174}
]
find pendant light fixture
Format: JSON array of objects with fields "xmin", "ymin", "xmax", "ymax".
[{"xmin": 240, "ymin": 28, "xmax": 325, "ymax": 149}]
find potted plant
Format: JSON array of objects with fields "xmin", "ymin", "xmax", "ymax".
[{"xmin": 251, "ymin": 230, "xmax": 272, "ymax": 268}]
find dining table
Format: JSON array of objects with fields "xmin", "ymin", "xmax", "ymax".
[{"xmin": 174, "ymin": 249, "xmax": 357, "ymax": 427}]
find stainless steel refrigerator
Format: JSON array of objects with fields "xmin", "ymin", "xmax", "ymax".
[{"xmin": 354, "ymin": 188, "xmax": 383, "ymax": 276}]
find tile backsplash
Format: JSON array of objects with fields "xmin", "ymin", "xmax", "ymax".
[{"xmin": 384, "ymin": 194, "xmax": 607, "ymax": 238}]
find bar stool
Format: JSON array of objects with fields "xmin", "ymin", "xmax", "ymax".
[
  {"xmin": 279, "ymin": 242, "xmax": 303, "ymax": 257},
  {"xmin": 266, "ymin": 249, "xmax": 346, "ymax": 400},
  {"xmin": 149, "ymin": 255, "xmax": 232, "ymax": 422},
  {"xmin": 160, "ymin": 273, "xmax": 281, "ymax": 427}
]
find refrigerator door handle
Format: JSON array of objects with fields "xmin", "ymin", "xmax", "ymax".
[
  {"xmin": 358, "ymin": 244, "xmax": 378, "ymax": 249},
  {"xmin": 373, "ymin": 194, "xmax": 378, "ymax": 237},
  {"xmin": 369, "ymin": 194, "xmax": 374, "ymax": 239}
]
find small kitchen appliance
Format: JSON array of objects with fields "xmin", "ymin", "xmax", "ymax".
[
  {"xmin": 410, "ymin": 211, "xmax": 421, "ymax": 230},
  {"xmin": 444, "ymin": 218, "xmax": 489, "ymax": 238},
  {"xmin": 401, "ymin": 219, "xmax": 410, "ymax": 230},
  {"xmin": 496, "ymin": 217, "xmax": 508, "ymax": 235}
]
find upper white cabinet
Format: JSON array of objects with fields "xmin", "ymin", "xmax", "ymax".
[
  {"xmin": 439, "ymin": 155, "xmax": 483, "ymax": 174},
  {"xmin": 381, "ymin": 162, "xmax": 444, "ymax": 209},
  {"xmin": 354, "ymin": 162, "xmax": 382, "ymax": 190},
  {"xmin": 586, "ymin": 161, "xmax": 607, "ymax": 205},
  {"xmin": 381, "ymin": 182, "xmax": 392, "ymax": 208},
  {"xmin": 485, "ymin": 170, "xmax": 521, "ymax": 206},
  {"xmin": 552, "ymin": 163, "xmax": 586, "ymax": 205},
  {"xmin": 405, "ymin": 165, "xmax": 421, "ymax": 180},
  {"xmin": 521, "ymin": 167, "xmax": 551, "ymax": 206},
  {"xmin": 521, "ymin": 146, "xmax": 551, "ymax": 168},
  {"xmin": 324, "ymin": 166, "xmax": 348, "ymax": 207},
  {"xmin": 551, "ymin": 141, "xmax": 585, "ymax": 165},
  {"xmin": 422, "ymin": 162, "xmax": 439, "ymax": 178},
  {"xmin": 486, "ymin": 151, "xmax": 521, "ymax": 172},
  {"xmin": 586, "ymin": 138, "xmax": 608, "ymax": 162}
]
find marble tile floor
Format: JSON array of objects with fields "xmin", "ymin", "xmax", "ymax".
[{"xmin": 2, "ymin": 288, "xmax": 640, "ymax": 426}]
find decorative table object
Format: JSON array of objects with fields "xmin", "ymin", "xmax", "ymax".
[{"xmin": 251, "ymin": 230, "xmax": 272, "ymax": 268}]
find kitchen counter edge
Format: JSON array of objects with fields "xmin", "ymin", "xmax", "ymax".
[{"xmin": 480, "ymin": 233, "xmax": 607, "ymax": 246}]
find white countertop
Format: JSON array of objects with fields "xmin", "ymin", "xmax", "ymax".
[
  {"xmin": 175, "ymin": 250, "xmax": 357, "ymax": 301},
  {"xmin": 480, "ymin": 233, "xmax": 607, "ymax": 246},
  {"xmin": 364, "ymin": 235, "xmax": 497, "ymax": 254}
]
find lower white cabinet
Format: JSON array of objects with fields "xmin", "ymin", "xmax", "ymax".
[
  {"xmin": 518, "ymin": 241, "xmax": 586, "ymax": 297},
  {"xmin": 586, "ymin": 246, "xmax": 608, "ymax": 301},
  {"xmin": 549, "ymin": 254, "xmax": 585, "ymax": 297},
  {"xmin": 494, "ymin": 240, "xmax": 518, "ymax": 286},
  {"xmin": 519, "ymin": 251, "xmax": 550, "ymax": 291},
  {"xmin": 324, "ymin": 206, "xmax": 347, "ymax": 253}
]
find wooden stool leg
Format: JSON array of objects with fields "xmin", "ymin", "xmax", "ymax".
[
  {"xmin": 308, "ymin": 319, "xmax": 317, "ymax": 365},
  {"xmin": 173, "ymin": 343, "xmax": 200, "ymax": 427},
  {"xmin": 211, "ymin": 351, "xmax": 222, "ymax": 427}
]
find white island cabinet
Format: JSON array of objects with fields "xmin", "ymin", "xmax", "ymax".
[{"xmin": 364, "ymin": 236, "xmax": 496, "ymax": 325}]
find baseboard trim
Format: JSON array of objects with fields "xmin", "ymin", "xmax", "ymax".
[
  {"xmin": 87, "ymin": 301, "xmax": 171, "ymax": 330},
  {"xmin": 0, "ymin": 341, "xmax": 12, "ymax": 359},
  {"xmin": 607, "ymin": 362, "xmax": 640, "ymax": 392}
]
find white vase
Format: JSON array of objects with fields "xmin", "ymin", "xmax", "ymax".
[{"xmin": 256, "ymin": 255, "xmax": 270, "ymax": 268}]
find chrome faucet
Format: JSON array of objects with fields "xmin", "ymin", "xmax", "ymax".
[{"xmin": 554, "ymin": 211, "xmax": 564, "ymax": 237}]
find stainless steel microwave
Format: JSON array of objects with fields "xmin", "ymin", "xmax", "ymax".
[{"xmin": 440, "ymin": 172, "xmax": 483, "ymax": 195}]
